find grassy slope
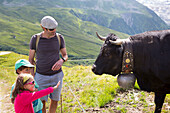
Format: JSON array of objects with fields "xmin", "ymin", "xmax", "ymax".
[
  {"xmin": 0, "ymin": 6, "xmax": 129, "ymax": 59},
  {"xmin": 0, "ymin": 52, "xmax": 119, "ymax": 112},
  {"xmin": 0, "ymin": 52, "xmax": 169, "ymax": 112}
]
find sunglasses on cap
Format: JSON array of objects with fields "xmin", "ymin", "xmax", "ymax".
[
  {"xmin": 46, "ymin": 28, "xmax": 56, "ymax": 31},
  {"xmin": 25, "ymin": 81, "xmax": 35, "ymax": 85}
]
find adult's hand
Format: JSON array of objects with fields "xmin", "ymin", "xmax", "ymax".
[{"xmin": 51, "ymin": 59, "xmax": 64, "ymax": 71}]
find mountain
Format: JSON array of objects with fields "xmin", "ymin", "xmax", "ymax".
[
  {"xmin": 0, "ymin": 0, "xmax": 169, "ymax": 35},
  {"xmin": 0, "ymin": 0, "xmax": 169, "ymax": 60},
  {"xmin": 0, "ymin": 6, "xmax": 129, "ymax": 59},
  {"xmin": 136, "ymin": 0, "xmax": 170, "ymax": 25}
]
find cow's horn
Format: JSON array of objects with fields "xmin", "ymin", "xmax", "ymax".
[
  {"xmin": 96, "ymin": 32, "xmax": 106, "ymax": 41},
  {"xmin": 109, "ymin": 39, "xmax": 123, "ymax": 45}
]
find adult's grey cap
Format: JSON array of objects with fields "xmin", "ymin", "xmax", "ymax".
[{"xmin": 41, "ymin": 16, "xmax": 58, "ymax": 29}]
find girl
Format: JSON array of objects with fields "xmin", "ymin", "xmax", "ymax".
[
  {"xmin": 10, "ymin": 59, "xmax": 43, "ymax": 113},
  {"xmin": 12, "ymin": 73, "xmax": 60, "ymax": 113}
]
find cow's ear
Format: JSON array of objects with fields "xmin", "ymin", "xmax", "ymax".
[{"xmin": 109, "ymin": 39, "xmax": 123, "ymax": 45}]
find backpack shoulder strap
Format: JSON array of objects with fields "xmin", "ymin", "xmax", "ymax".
[
  {"xmin": 35, "ymin": 33, "xmax": 61, "ymax": 52},
  {"xmin": 35, "ymin": 32, "xmax": 41, "ymax": 52},
  {"xmin": 56, "ymin": 33, "xmax": 61, "ymax": 48}
]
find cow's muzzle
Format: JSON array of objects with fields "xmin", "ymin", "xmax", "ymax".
[{"xmin": 91, "ymin": 64, "xmax": 96, "ymax": 72}]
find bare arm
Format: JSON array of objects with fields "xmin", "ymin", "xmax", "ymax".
[
  {"xmin": 52, "ymin": 48, "xmax": 68, "ymax": 71},
  {"xmin": 60, "ymin": 48, "xmax": 68, "ymax": 62},
  {"xmin": 29, "ymin": 49, "xmax": 36, "ymax": 77}
]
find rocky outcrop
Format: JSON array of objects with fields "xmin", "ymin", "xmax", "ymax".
[{"xmin": 136, "ymin": 0, "xmax": 170, "ymax": 25}]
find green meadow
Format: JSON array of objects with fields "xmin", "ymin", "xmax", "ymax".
[{"xmin": 0, "ymin": 52, "xmax": 169, "ymax": 112}]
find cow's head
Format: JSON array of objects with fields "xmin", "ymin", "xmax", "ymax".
[{"xmin": 92, "ymin": 32, "xmax": 124, "ymax": 76}]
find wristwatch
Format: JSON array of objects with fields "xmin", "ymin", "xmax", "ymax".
[{"xmin": 61, "ymin": 57, "xmax": 66, "ymax": 62}]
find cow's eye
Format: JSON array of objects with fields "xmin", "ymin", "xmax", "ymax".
[{"xmin": 101, "ymin": 46, "xmax": 111, "ymax": 57}]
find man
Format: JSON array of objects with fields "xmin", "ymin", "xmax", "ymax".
[{"xmin": 29, "ymin": 16, "xmax": 68, "ymax": 113}]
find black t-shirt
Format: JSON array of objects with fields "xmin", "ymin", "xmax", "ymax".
[{"xmin": 30, "ymin": 33, "xmax": 65, "ymax": 75}]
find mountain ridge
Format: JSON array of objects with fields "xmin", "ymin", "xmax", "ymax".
[
  {"xmin": 0, "ymin": 0, "xmax": 169, "ymax": 59},
  {"xmin": 0, "ymin": 0, "xmax": 168, "ymax": 34},
  {"xmin": 136, "ymin": 0, "xmax": 170, "ymax": 25}
]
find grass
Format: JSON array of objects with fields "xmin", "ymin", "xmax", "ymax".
[
  {"xmin": 0, "ymin": 51, "xmax": 170, "ymax": 112},
  {"xmin": 62, "ymin": 66, "xmax": 118, "ymax": 111},
  {"xmin": 0, "ymin": 51, "xmax": 28, "ymax": 82},
  {"xmin": 116, "ymin": 106, "xmax": 127, "ymax": 113},
  {"xmin": 0, "ymin": 51, "xmax": 119, "ymax": 112}
]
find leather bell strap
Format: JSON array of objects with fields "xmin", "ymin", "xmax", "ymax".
[{"xmin": 121, "ymin": 40, "xmax": 134, "ymax": 74}]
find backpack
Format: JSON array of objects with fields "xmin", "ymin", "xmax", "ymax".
[{"xmin": 35, "ymin": 32, "xmax": 61, "ymax": 52}]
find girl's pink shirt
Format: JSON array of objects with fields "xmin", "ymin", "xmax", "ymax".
[{"xmin": 14, "ymin": 87, "xmax": 53, "ymax": 113}]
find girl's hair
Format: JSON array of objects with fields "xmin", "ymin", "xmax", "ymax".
[{"xmin": 12, "ymin": 74, "xmax": 33, "ymax": 103}]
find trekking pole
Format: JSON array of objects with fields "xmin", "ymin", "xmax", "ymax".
[
  {"xmin": 65, "ymin": 82, "xmax": 86, "ymax": 113},
  {"xmin": 60, "ymin": 94, "xmax": 62, "ymax": 113}
]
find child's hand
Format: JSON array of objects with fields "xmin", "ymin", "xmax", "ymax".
[
  {"xmin": 34, "ymin": 88, "xmax": 38, "ymax": 91},
  {"xmin": 53, "ymin": 81, "xmax": 60, "ymax": 90}
]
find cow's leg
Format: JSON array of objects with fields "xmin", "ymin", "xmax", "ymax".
[{"xmin": 154, "ymin": 92, "xmax": 166, "ymax": 113}]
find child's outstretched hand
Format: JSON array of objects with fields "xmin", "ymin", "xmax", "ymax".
[{"xmin": 53, "ymin": 81, "xmax": 61, "ymax": 90}]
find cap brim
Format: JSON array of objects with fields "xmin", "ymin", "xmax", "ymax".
[{"xmin": 24, "ymin": 64, "xmax": 34, "ymax": 67}]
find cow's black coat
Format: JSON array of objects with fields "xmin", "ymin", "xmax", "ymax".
[{"xmin": 92, "ymin": 30, "xmax": 170, "ymax": 113}]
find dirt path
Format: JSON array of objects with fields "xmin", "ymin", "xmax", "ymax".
[
  {"xmin": 0, "ymin": 52, "xmax": 14, "ymax": 112},
  {"xmin": 0, "ymin": 80, "xmax": 14, "ymax": 113},
  {"xmin": 0, "ymin": 51, "xmax": 11, "ymax": 56}
]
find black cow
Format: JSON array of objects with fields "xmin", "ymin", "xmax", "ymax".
[{"xmin": 92, "ymin": 30, "xmax": 170, "ymax": 113}]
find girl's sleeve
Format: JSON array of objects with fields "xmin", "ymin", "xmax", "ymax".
[{"xmin": 22, "ymin": 87, "xmax": 53, "ymax": 105}]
